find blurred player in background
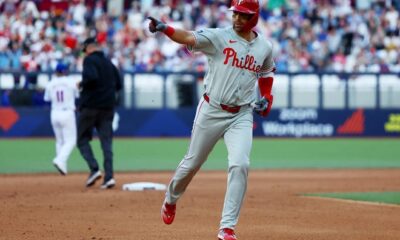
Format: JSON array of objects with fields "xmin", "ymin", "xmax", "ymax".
[
  {"xmin": 77, "ymin": 37, "xmax": 122, "ymax": 189},
  {"xmin": 44, "ymin": 62, "xmax": 79, "ymax": 175},
  {"xmin": 148, "ymin": 0, "xmax": 275, "ymax": 239}
]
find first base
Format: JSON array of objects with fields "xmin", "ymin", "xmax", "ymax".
[{"xmin": 122, "ymin": 182, "xmax": 167, "ymax": 191}]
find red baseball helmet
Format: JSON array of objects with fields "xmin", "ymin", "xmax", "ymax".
[{"xmin": 229, "ymin": 0, "xmax": 260, "ymax": 31}]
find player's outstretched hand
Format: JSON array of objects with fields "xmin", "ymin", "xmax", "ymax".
[
  {"xmin": 148, "ymin": 16, "xmax": 167, "ymax": 33},
  {"xmin": 254, "ymin": 95, "xmax": 273, "ymax": 117}
]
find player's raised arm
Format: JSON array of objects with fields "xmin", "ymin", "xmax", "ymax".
[{"xmin": 147, "ymin": 16, "xmax": 195, "ymax": 46}]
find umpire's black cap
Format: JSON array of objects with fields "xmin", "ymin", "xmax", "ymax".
[{"xmin": 82, "ymin": 37, "xmax": 97, "ymax": 52}]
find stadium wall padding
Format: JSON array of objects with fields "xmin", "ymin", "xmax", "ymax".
[{"xmin": 0, "ymin": 107, "xmax": 399, "ymax": 137}]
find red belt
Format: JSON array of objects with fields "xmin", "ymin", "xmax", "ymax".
[{"xmin": 203, "ymin": 94, "xmax": 241, "ymax": 113}]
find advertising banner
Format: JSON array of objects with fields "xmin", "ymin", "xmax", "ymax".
[
  {"xmin": 0, "ymin": 107, "xmax": 399, "ymax": 138},
  {"xmin": 253, "ymin": 108, "xmax": 400, "ymax": 137}
]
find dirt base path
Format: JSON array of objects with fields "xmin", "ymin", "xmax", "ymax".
[{"xmin": 1, "ymin": 169, "xmax": 400, "ymax": 240}]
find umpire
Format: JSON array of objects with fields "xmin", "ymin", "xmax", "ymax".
[{"xmin": 77, "ymin": 37, "xmax": 122, "ymax": 189}]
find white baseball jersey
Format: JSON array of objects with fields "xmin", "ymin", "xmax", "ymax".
[
  {"xmin": 44, "ymin": 75, "xmax": 79, "ymax": 174},
  {"xmin": 189, "ymin": 26, "xmax": 275, "ymax": 106},
  {"xmin": 44, "ymin": 75, "xmax": 79, "ymax": 110}
]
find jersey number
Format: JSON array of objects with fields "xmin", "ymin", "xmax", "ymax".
[{"xmin": 56, "ymin": 90, "xmax": 64, "ymax": 103}]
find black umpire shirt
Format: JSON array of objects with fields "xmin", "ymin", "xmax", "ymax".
[{"xmin": 79, "ymin": 51, "xmax": 122, "ymax": 110}]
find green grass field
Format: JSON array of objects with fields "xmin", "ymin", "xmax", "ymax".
[
  {"xmin": 1, "ymin": 138, "xmax": 400, "ymax": 205},
  {"xmin": 0, "ymin": 138, "xmax": 399, "ymax": 174},
  {"xmin": 304, "ymin": 192, "xmax": 400, "ymax": 205}
]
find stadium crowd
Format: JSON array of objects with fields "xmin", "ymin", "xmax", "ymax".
[{"xmin": 0, "ymin": 0, "xmax": 399, "ymax": 88}]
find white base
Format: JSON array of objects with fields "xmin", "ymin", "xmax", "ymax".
[{"xmin": 122, "ymin": 182, "xmax": 167, "ymax": 191}]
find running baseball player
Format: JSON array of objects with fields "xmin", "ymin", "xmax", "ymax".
[
  {"xmin": 44, "ymin": 63, "xmax": 79, "ymax": 175},
  {"xmin": 148, "ymin": 0, "xmax": 275, "ymax": 239}
]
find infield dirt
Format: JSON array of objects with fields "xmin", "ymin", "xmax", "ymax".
[{"xmin": 1, "ymin": 169, "xmax": 400, "ymax": 240}]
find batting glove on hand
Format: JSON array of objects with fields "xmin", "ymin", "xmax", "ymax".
[
  {"xmin": 254, "ymin": 97, "xmax": 268, "ymax": 112},
  {"xmin": 148, "ymin": 16, "xmax": 167, "ymax": 33},
  {"xmin": 254, "ymin": 95, "xmax": 273, "ymax": 117}
]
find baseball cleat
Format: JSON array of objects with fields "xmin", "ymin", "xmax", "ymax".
[
  {"xmin": 217, "ymin": 228, "xmax": 237, "ymax": 240},
  {"xmin": 86, "ymin": 170, "xmax": 102, "ymax": 187},
  {"xmin": 53, "ymin": 161, "xmax": 67, "ymax": 175},
  {"xmin": 161, "ymin": 201, "xmax": 176, "ymax": 225},
  {"xmin": 100, "ymin": 178, "xmax": 116, "ymax": 189}
]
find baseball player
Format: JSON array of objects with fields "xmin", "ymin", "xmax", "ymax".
[
  {"xmin": 44, "ymin": 62, "xmax": 80, "ymax": 175},
  {"xmin": 148, "ymin": 0, "xmax": 275, "ymax": 239}
]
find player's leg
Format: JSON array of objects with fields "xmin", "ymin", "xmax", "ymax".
[
  {"xmin": 165, "ymin": 121, "xmax": 221, "ymax": 203},
  {"xmin": 162, "ymin": 100, "xmax": 226, "ymax": 224},
  {"xmin": 165, "ymin": 101, "xmax": 226, "ymax": 204},
  {"xmin": 56, "ymin": 111, "xmax": 77, "ymax": 170},
  {"xmin": 51, "ymin": 111, "xmax": 68, "ymax": 175},
  {"xmin": 95, "ymin": 109, "xmax": 114, "ymax": 183},
  {"xmin": 77, "ymin": 108, "xmax": 99, "ymax": 172},
  {"xmin": 51, "ymin": 111, "xmax": 63, "ymax": 156},
  {"xmin": 220, "ymin": 110, "xmax": 253, "ymax": 230}
]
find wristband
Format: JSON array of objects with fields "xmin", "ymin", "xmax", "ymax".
[{"xmin": 163, "ymin": 26, "xmax": 175, "ymax": 37}]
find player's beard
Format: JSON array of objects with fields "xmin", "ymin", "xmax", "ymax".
[{"xmin": 233, "ymin": 23, "xmax": 250, "ymax": 34}]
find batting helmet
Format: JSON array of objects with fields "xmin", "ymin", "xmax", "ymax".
[
  {"xmin": 55, "ymin": 62, "xmax": 68, "ymax": 74},
  {"xmin": 229, "ymin": 0, "xmax": 260, "ymax": 31}
]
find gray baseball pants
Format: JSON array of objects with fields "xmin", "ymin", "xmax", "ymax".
[{"xmin": 165, "ymin": 97, "xmax": 253, "ymax": 229}]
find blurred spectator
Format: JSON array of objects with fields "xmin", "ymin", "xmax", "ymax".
[
  {"xmin": 0, "ymin": 47, "xmax": 8, "ymax": 69},
  {"xmin": 0, "ymin": 0, "xmax": 399, "ymax": 77},
  {"xmin": 7, "ymin": 40, "xmax": 22, "ymax": 88}
]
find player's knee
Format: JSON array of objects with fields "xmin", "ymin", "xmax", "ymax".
[
  {"xmin": 181, "ymin": 154, "xmax": 204, "ymax": 171},
  {"xmin": 228, "ymin": 161, "xmax": 249, "ymax": 173},
  {"xmin": 228, "ymin": 155, "xmax": 250, "ymax": 168},
  {"xmin": 65, "ymin": 141, "xmax": 76, "ymax": 149}
]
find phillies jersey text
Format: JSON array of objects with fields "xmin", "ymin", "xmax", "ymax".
[{"xmin": 189, "ymin": 27, "xmax": 275, "ymax": 106}]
